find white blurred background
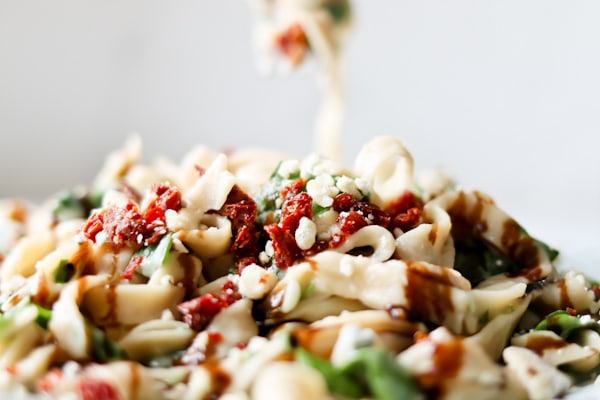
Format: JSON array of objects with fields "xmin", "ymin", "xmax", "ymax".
[{"xmin": 0, "ymin": 1, "xmax": 599, "ymax": 265}]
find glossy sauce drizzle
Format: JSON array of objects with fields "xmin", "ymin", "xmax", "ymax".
[{"xmin": 404, "ymin": 261, "xmax": 455, "ymax": 325}]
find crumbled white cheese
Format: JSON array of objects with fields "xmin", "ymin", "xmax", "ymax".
[
  {"xmin": 306, "ymin": 174, "xmax": 339, "ymax": 208},
  {"xmin": 277, "ymin": 160, "xmax": 300, "ymax": 179},
  {"xmin": 331, "ymin": 324, "xmax": 375, "ymax": 366},
  {"xmin": 295, "ymin": 217, "xmax": 317, "ymax": 250},
  {"xmin": 315, "ymin": 209, "xmax": 338, "ymax": 241},
  {"xmin": 335, "ymin": 176, "xmax": 361, "ymax": 199}
]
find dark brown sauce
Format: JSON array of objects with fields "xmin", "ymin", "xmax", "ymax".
[
  {"xmin": 501, "ymin": 218, "xmax": 540, "ymax": 272},
  {"xmin": 33, "ymin": 273, "xmax": 50, "ymax": 308},
  {"xmin": 7, "ymin": 201, "xmax": 27, "ymax": 223},
  {"xmin": 404, "ymin": 261, "xmax": 455, "ymax": 325},
  {"xmin": 448, "ymin": 191, "xmax": 542, "ymax": 281},
  {"xmin": 203, "ymin": 361, "xmax": 231, "ymax": 400},
  {"xmin": 128, "ymin": 361, "xmax": 140, "ymax": 399},
  {"xmin": 557, "ymin": 278, "xmax": 571, "ymax": 310},
  {"xmin": 102, "ymin": 284, "xmax": 118, "ymax": 325},
  {"xmin": 71, "ymin": 242, "xmax": 93, "ymax": 275},
  {"xmin": 292, "ymin": 327, "xmax": 333, "ymax": 359},
  {"xmin": 523, "ymin": 334, "xmax": 568, "ymax": 356},
  {"xmin": 428, "ymin": 224, "xmax": 438, "ymax": 244},
  {"xmin": 446, "ymin": 191, "xmax": 487, "ymax": 241},
  {"xmin": 177, "ymin": 253, "xmax": 197, "ymax": 298},
  {"xmin": 418, "ymin": 337, "xmax": 464, "ymax": 398}
]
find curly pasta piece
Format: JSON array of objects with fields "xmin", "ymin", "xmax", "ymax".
[
  {"xmin": 82, "ymin": 283, "xmax": 185, "ymax": 326},
  {"xmin": 430, "ymin": 190, "xmax": 553, "ymax": 283},
  {"xmin": 334, "ymin": 225, "xmax": 396, "ymax": 262},
  {"xmin": 49, "ymin": 275, "xmax": 110, "ymax": 359},
  {"xmin": 1, "ymin": 229, "xmax": 56, "ymax": 282},
  {"xmin": 395, "ymin": 203, "xmax": 455, "ymax": 267},
  {"xmin": 354, "ymin": 136, "xmax": 414, "ymax": 208}
]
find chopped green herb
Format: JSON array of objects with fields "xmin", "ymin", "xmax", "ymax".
[
  {"xmin": 54, "ymin": 259, "xmax": 76, "ymax": 283},
  {"xmin": 312, "ymin": 202, "xmax": 330, "ymax": 217},
  {"xmin": 320, "ymin": 0, "xmax": 351, "ymax": 23},
  {"xmin": 0, "ymin": 298, "xmax": 52, "ymax": 337},
  {"xmin": 454, "ymin": 238, "xmax": 521, "ymax": 287},
  {"xmin": 89, "ymin": 325, "xmax": 126, "ymax": 362},
  {"xmin": 52, "ymin": 191, "xmax": 86, "ymax": 222},
  {"xmin": 301, "ymin": 282, "xmax": 316, "ymax": 299},
  {"xmin": 33, "ymin": 303, "xmax": 52, "ymax": 329},
  {"xmin": 51, "ymin": 188, "xmax": 104, "ymax": 223}
]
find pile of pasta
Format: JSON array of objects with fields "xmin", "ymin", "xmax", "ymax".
[{"xmin": 0, "ymin": 136, "xmax": 599, "ymax": 400}]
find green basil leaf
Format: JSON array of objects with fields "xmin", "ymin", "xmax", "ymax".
[{"xmin": 295, "ymin": 347, "xmax": 366, "ymax": 398}]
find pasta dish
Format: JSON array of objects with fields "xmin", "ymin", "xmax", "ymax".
[{"xmin": 0, "ymin": 136, "xmax": 599, "ymax": 399}]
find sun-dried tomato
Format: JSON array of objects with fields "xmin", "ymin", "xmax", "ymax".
[
  {"xmin": 178, "ymin": 280, "xmax": 241, "ymax": 331},
  {"xmin": 303, "ymin": 239, "xmax": 329, "ymax": 257},
  {"xmin": 275, "ymin": 22, "xmax": 310, "ymax": 65},
  {"xmin": 330, "ymin": 211, "xmax": 369, "ymax": 248},
  {"xmin": 104, "ymin": 202, "xmax": 146, "ymax": 246},
  {"xmin": 231, "ymin": 224, "xmax": 260, "ymax": 272},
  {"xmin": 143, "ymin": 184, "xmax": 182, "ymax": 225},
  {"xmin": 220, "ymin": 185, "xmax": 257, "ymax": 228},
  {"xmin": 78, "ymin": 379, "xmax": 120, "ymax": 400},
  {"xmin": 179, "ymin": 293, "xmax": 226, "ymax": 331},
  {"xmin": 82, "ymin": 202, "xmax": 146, "ymax": 249},
  {"xmin": 121, "ymin": 255, "xmax": 143, "ymax": 280},
  {"xmin": 81, "ymin": 212, "xmax": 104, "ymax": 241},
  {"xmin": 566, "ymin": 307, "xmax": 578, "ymax": 316},
  {"xmin": 386, "ymin": 191, "xmax": 424, "ymax": 232},
  {"xmin": 217, "ymin": 185, "xmax": 260, "ymax": 272},
  {"xmin": 280, "ymin": 192, "xmax": 313, "ymax": 233},
  {"xmin": 264, "ymin": 223, "xmax": 302, "ymax": 269},
  {"xmin": 36, "ymin": 368, "xmax": 63, "ymax": 392},
  {"xmin": 221, "ymin": 280, "xmax": 241, "ymax": 305},
  {"xmin": 386, "ymin": 191, "xmax": 423, "ymax": 215},
  {"xmin": 281, "ymin": 178, "xmax": 305, "ymax": 200},
  {"xmin": 81, "ymin": 184, "xmax": 181, "ymax": 250},
  {"xmin": 332, "ymin": 192, "xmax": 391, "ymax": 228},
  {"xmin": 392, "ymin": 207, "xmax": 422, "ymax": 232},
  {"xmin": 329, "ymin": 193, "xmax": 392, "ymax": 248},
  {"xmin": 593, "ymin": 286, "xmax": 600, "ymax": 302}
]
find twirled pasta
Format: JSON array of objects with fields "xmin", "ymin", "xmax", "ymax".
[{"xmin": 0, "ymin": 136, "xmax": 597, "ymax": 400}]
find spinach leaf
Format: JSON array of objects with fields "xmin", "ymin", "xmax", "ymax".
[
  {"xmin": 535, "ymin": 310, "xmax": 600, "ymax": 340},
  {"xmin": 295, "ymin": 347, "xmax": 365, "ymax": 398},
  {"xmin": 295, "ymin": 346, "xmax": 424, "ymax": 400},
  {"xmin": 89, "ymin": 325, "xmax": 126, "ymax": 362},
  {"xmin": 135, "ymin": 233, "xmax": 173, "ymax": 278},
  {"xmin": 54, "ymin": 259, "xmax": 76, "ymax": 283}
]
